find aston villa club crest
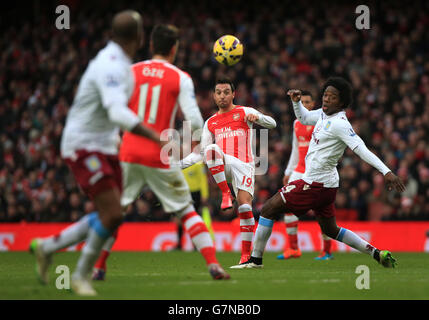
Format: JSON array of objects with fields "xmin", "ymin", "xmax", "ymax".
[{"xmin": 233, "ymin": 113, "xmax": 240, "ymax": 121}]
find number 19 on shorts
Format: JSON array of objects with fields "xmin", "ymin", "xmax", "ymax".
[{"xmin": 241, "ymin": 176, "xmax": 252, "ymax": 187}]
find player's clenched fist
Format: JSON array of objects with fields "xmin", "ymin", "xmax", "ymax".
[
  {"xmin": 244, "ymin": 113, "xmax": 259, "ymax": 123},
  {"xmin": 287, "ymin": 89, "xmax": 302, "ymax": 102}
]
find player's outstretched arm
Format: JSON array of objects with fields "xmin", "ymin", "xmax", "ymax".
[
  {"xmin": 287, "ymin": 89, "xmax": 320, "ymax": 125},
  {"xmin": 243, "ymin": 108, "xmax": 276, "ymax": 128},
  {"xmin": 130, "ymin": 123, "xmax": 165, "ymax": 146},
  {"xmin": 354, "ymin": 144, "xmax": 405, "ymax": 192}
]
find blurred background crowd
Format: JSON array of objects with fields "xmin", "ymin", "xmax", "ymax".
[{"xmin": 1, "ymin": 0, "xmax": 428, "ymax": 223}]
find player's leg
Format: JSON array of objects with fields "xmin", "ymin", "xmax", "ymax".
[
  {"xmin": 145, "ymin": 165, "xmax": 230, "ymax": 279},
  {"xmin": 316, "ymin": 211, "xmax": 396, "ymax": 268},
  {"xmin": 92, "ymin": 162, "xmax": 146, "ymax": 280},
  {"xmin": 277, "ymin": 213, "xmax": 302, "ymax": 260},
  {"xmin": 92, "ymin": 229, "xmax": 118, "ymax": 280},
  {"xmin": 70, "ymin": 185, "xmax": 123, "ymax": 295},
  {"xmin": 227, "ymin": 157, "xmax": 256, "ymax": 266},
  {"xmin": 203, "ymin": 144, "xmax": 233, "ymax": 210},
  {"xmin": 234, "ymin": 190, "xmax": 255, "ymax": 264},
  {"xmin": 231, "ymin": 192, "xmax": 286, "ymax": 269},
  {"xmin": 277, "ymin": 171, "xmax": 302, "ymax": 260},
  {"xmin": 29, "ymin": 212, "xmax": 96, "ymax": 284},
  {"xmin": 314, "ymin": 233, "xmax": 334, "ymax": 260}
]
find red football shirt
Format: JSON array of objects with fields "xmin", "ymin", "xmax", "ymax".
[
  {"xmin": 120, "ymin": 59, "xmax": 201, "ymax": 168},
  {"xmin": 294, "ymin": 120, "xmax": 314, "ymax": 173}
]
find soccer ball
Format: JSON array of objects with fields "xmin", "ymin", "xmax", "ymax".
[{"xmin": 213, "ymin": 35, "xmax": 243, "ymax": 66}]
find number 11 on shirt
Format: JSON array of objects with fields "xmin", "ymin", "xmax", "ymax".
[{"xmin": 138, "ymin": 83, "xmax": 161, "ymax": 124}]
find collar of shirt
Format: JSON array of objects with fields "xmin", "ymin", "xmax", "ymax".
[
  {"xmin": 106, "ymin": 40, "xmax": 132, "ymax": 64},
  {"xmin": 321, "ymin": 110, "xmax": 346, "ymax": 119}
]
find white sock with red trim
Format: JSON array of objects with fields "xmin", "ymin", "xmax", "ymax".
[
  {"xmin": 205, "ymin": 146, "xmax": 230, "ymax": 194},
  {"xmin": 238, "ymin": 204, "xmax": 255, "ymax": 258},
  {"xmin": 180, "ymin": 205, "xmax": 218, "ymax": 265}
]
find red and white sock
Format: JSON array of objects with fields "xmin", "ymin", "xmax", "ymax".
[
  {"xmin": 205, "ymin": 146, "xmax": 230, "ymax": 195},
  {"xmin": 181, "ymin": 205, "xmax": 218, "ymax": 265},
  {"xmin": 284, "ymin": 213, "xmax": 299, "ymax": 250},
  {"xmin": 322, "ymin": 233, "xmax": 332, "ymax": 254},
  {"xmin": 94, "ymin": 229, "xmax": 118, "ymax": 271},
  {"xmin": 238, "ymin": 204, "xmax": 255, "ymax": 258}
]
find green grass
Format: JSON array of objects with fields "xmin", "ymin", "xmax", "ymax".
[{"xmin": 1, "ymin": 251, "xmax": 428, "ymax": 300}]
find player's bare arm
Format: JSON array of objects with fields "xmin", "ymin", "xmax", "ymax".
[{"xmin": 130, "ymin": 123, "xmax": 165, "ymax": 147}]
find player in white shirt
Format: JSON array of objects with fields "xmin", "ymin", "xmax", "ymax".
[
  {"xmin": 236, "ymin": 77, "xmax": 405, "ymax": 269},
  {"xmin": 29, "ymin": 11, "xmax": 163, "ymax": 296}
]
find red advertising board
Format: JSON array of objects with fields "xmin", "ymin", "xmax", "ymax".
[{"xmin": 0, "ymin": 221, "xmax": 428, "ymax": 252}]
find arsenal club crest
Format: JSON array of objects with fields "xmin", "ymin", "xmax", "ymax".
[{"xmin": 233, "ymin": 113, "xmax": 240, "ymax": 121}]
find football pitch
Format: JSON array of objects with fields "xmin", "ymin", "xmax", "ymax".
[{"xmin": 1, "ymin": 251, "xmax": 428, "ymax": 300}]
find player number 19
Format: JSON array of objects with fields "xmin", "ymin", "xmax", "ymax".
[
  {"xmin": 241, "ymin": 176, "xmax": 252, "ymax": 187},
  {"xmin": 138, "ymin": 83, "xmax": 161, "ymax": 124}
]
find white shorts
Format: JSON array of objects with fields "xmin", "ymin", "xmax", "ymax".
[
  {"xmin": 121, "ymin": 162, "xmax": 192, "ymax": 213},
  {"xmin": 224, "ymin": 154, "xmax": 255, "ymax": 197},
  {"xmin": 288, "ymin": 170, "xmax": 304, "ymax": 184}
]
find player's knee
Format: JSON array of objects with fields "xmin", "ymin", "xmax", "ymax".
[
  {"xmin": 319, "ymin": 224, "xmax": 339, "ymax": 239},
  {"xmin": 260, "ymin": 196, "xmax": 282, "ymax": 220},
  {"xmin": 204, "ymin": 144, "xmax": 223, "ymax": 162}
]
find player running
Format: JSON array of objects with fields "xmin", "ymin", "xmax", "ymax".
[
  {"xmin": 91, "ymin": 24, "xmax": 230, "ymax": 281},
  {"xmin": 181, "ymin": 77, "xmax": 276, "ymax": 267},
  {"xmin": 236, "ymin": 77, "xmax": 405, "ymax": 269},
  {"xmin": 277, "ymin": 90, "xmax": 333, "ymax": 261},
  {"xmin": 29, "ymin": 11, "xmax": 165, "ymax": 295}
]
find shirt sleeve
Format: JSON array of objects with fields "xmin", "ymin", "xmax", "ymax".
[
  {"xmin": 331, "ymin": 119, "xmax": 365, "ymax": 151},
  {"xmin": 244, "ymin": 107, "xmax": 277, "ymax": 128},
  {"xmin": 284, "ymin": 124, "xmax": 299, "ymax": 176},
  {"xmin": 178, "ymin": 73, "xmax": 204, "ymax": 131},
  {"xmin": 292, "ymin": 101, "xmax": 321, "ymax": 125},
  {"xmin": 180, "ymin": 152, "xmax": 203, "ymax": 169},
  {"xmin": 95, "ymin": 64, "xmax": 140, "ymax": 131},
  {"xmin": 180, "ymin": 120, "xmax": 212, "ymax": 169},
  {"xmin": 199, "ymin": 120, "xmax": 214, "ymax": 155},
  {"xmin": 353, "ymin": 144, "xmax": 391, "ymax": 176}
]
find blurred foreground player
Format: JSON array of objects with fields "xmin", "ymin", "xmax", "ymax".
[
  {"xmin": 29, "ymin": 11, "xmax": 164, "ymax": 295},
  {"xmin": 181, "ymin": 77, "xmax": 276, "ymax": 267},
  {"xmin": 277, "ymin": 91, "xmax": 333, "ymax": 261},
  {"xmin": 237, "ymin": 77, "xmax": 405, "ymax": 269},
  {"xmin": 92, "ymin": 24, "xmax": 229, "ymax": 281}
]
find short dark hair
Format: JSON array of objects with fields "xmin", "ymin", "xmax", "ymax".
[
  {"xmin": 214, "ymin": 76, "xmax": 235, "ymax": 92},
  {"xmin": 150, "ymin": 24, "xmax": 179, "ymax": 56},
  {"xmin": 322, "ymin": 77, "xmax": 353, "ymax": 108},
  {"xmin": 301, "ymin": 90, "xmax": 313, "ymax": 99}
]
